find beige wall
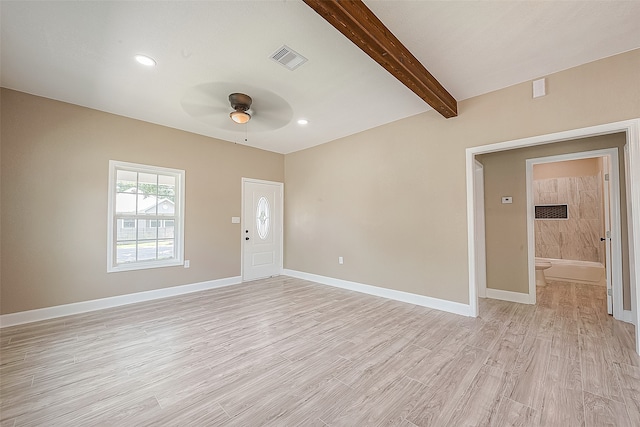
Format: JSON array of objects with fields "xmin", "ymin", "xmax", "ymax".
[
  {"xmin": 477, "ymin": 134, "xmax": 630, "ymax": 308},
  {"xmin": 2, "ymin": 49, "xmax": 639, "ymax": 315},
  {"xmin": 285, "ymin": 49, "xmax": 640, "ymax": 305},
  {"xmin": 0, "ymin": 89, "xmax": 284, "ymax": 314}
]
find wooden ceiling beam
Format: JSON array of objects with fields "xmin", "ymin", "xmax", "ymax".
[{"xmin": 303, "ymin": 0, "xmax": 457, "ymax": 118}]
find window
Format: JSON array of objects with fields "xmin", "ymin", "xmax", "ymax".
[
  {"xmin": 256, "ymin": 196, "xmax": 270, "ymax": 240},
  {"xmin": 107, "ymin": 160, "xmax": 185, "ymax": 272}
]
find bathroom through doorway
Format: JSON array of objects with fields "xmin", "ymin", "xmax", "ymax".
[{"xmin": 526, "ymin": 148, "xmax": 623, "ymax": 318}]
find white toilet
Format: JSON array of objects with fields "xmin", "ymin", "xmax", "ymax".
[{"xmin": 535, "ymin": 259, "xmax": 552, "ymax": 286}]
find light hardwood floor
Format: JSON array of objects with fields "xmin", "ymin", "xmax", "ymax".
[{"xmin": 1, "ymin": 276, "xmax": 639, "ymax": 426}]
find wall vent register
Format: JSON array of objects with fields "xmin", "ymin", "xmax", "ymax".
[{"xmin": 535, "ymin": 204, "xmax": 568, "ymax": 220}]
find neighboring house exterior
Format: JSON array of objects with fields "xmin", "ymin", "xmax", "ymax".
[{"xmin": 116, "ymin": 189, "xmax": 175, "ymax": 240}]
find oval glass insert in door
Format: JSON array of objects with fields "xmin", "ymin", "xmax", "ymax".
[{"xmin": 256, "ymin": 196, "xmax": 270, "ymax": 240}]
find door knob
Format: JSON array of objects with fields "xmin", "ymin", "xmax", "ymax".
[{"xmin": 600, "ymin": 237, "xmax": 606, "ymax": 241}]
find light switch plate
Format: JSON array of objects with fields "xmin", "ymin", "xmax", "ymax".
[{"xmin": 502, "ymin": 196, "xmax": 513, "ymax": 204}]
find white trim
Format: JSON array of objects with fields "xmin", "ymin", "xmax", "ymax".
[
  {"xmin": 0, "ymin": 276, "xmax": 242, "ymax": 328},
  {"xmin": 107, "ymin": 160, "xmax": 186, "ymax": 273},
  {"xmin": 603, "ymin": 155, "xmax": 614, "ymax": 313},
  {"xmin": 526, "ymin": 163, "xmax": 539, "ymax": 305},
  {"xmin": 465, "ymin": 151, "xmax": 479, "ymax": 316},
  {"xmin": 626, "ymin": 125, "xmax": 640, "ymax": 353},
  {"xmin": 241, "ymin": 178, "xmax": 284, "ymax": 281},
  {"xmin": 283, "ymin": 269, "xmax": 473, "ymax": 317},
  {"xmin": 525, "ymin": 148, "xmax": 624, "ymax": 317},
  {"xmin": 485, "ymin": 288, "xmax": 532, "ymax": 305},
  {"xmin": 466, "ymin": 119, "xmax": 640, "ymax": 354},
  {"xmin": 474, "ymin": 160, "xmax": 487, "ymax": 299},
  {"xmin": 623, "ymin": 310, "xmax": 635, "ymax": 325}
]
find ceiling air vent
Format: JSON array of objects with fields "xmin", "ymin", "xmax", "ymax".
[{"xmin": 270, "ymin": 45, "xmax": 307, "ymax": 71}]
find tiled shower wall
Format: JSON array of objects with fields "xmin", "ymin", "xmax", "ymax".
[{"xmin": 534, "ymin": 174, "xmax": 604, "ymax": 263}]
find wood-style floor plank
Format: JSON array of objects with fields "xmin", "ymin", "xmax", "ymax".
[
  {"xmin": 616, "ymin": 361, "xmax": 640, "ymax": 426},
  {"xmin": 538, "ymin": 354, "xmax": 584, "ymax": 426},
  {"xmin": 441, "ymin": 364, "xmax": 508, "ymax": 426},
  {"xmin": 1, "ymin": 277, "xmax": 639, "ymax": 426},
  {"xmin": 580, "ymin": 334, "xmax": 625, "ymax": 402},
  {"xmin": 583, "ymin": 390, "xmax": 633, "ymax": 427},
  {"xmin": 505, "ymin": 337, "xmax": 552, "ymax": 410},
  {"xmin": 493, "ymin": 396, "xmax": 540, "ymax": 427}
]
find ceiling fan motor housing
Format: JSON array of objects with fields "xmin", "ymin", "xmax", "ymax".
[{"xmin": 229, "ymin": 93, "xmax": 252, "ymax": 112}]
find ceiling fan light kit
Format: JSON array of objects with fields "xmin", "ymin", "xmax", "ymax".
[
  {"xmin": 230, "ymin": 110, "xmax": 251, "ymax": 124},
  {"xmin": 228, "ymin": 93, "xmax": 253, "ymax": 124}
]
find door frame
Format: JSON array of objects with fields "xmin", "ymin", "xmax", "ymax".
[
  {"xmin": 603, "ymin": 154, "xmax": 614, "ymax": 315},
  {"xmin": 474, "ymin": 160, "xmax": 487, "ymax": 299},
  {"xmin": 465, "ymin": 118, "xmax": 640, "ymax": 354},
  {"xmin": 241, "ymin": 177, "xmax": 284, "ymax": 282},
  {"xmin": 524, "ymin": 149, "xmax": 623, "ymax": 318}
]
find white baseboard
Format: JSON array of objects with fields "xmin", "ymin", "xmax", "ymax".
[
  {"xmin": 623, "ymin": 310, "xmax": 635, "ymax": 325},
  {"xmin": 283, "ymin": 269, "xmax": 473, "ymax": 317},
  {"xmin": 485, "ymin": 288, "xmax": 532, "ymax": 304},
  {"xmin": 0, "ymin": 276, "xmax": 242, "ymax": 328}
]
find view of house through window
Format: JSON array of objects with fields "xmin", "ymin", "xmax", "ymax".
[{"xmin": 108, "ymin": 161, "xmax": 184, "ymax": 272}]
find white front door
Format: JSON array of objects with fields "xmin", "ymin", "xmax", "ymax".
[{"xmin": 242, "ymin": 178, "xmax": 283, "ymax": 281}]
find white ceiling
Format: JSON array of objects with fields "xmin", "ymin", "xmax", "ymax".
[{"xmin": 2, "ymin": 1, "xmax": 639, "ymax": 154}]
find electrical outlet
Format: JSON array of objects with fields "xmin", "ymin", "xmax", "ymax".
[
  {"xmin": 338, "ymin": 256, "xmax": 344, "ymax": 264},
  {"xmin": 184, "ymin": 260, "xmax": 190, "ymax": 268}
]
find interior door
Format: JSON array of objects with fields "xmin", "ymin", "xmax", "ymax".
[
  {"xmin": 602, "ymin": 157, "xmax": 613, "ymax": 315},
  {"xmin": 242, "ymin": 178, "xmax": 283, "ymax": 281}
]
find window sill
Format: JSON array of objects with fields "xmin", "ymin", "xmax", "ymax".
[{"xmin": 107, "ymin": 259, "xmax": 184, "ymax": 273}]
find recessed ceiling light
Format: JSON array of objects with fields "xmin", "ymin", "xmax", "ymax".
[
  {"xmin": 135, "ymin": 54, "xmax": 156, "ymax": 67},
  {"xmin": 297, "ymin": 119, "xmax": 309, "ymax": 125}
]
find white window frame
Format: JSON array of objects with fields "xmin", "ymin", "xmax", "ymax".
[{"xmin": 107, "ymin": 160, "xmax": 185, "ymax": 273}]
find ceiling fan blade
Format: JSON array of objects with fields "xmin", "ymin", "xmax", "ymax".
[
  {"xmin": 180, "ymin": 103, "xmax": 227, "ymax": 118},
  {"xmin": 181, "ymin": 82, "xmax": 293, "ymax": 132},
  {"xmin": 251, "ymin": 107, "xmax": 292, "ymax": 128}
]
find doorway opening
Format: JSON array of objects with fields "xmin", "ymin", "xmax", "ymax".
[
  {"xmin": 465, "ymin": 119, "xmax": 640, "ymax": 354},
  {"xmin": 526, "ymin": 149, "xmax": 623, "ymax": 319}
]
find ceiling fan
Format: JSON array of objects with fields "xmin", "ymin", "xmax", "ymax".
[
  {"xmin": 228, "ymin": 93, "xmax": 252, "ymax": 124},
  {"xmin": 181, "ymin": 82, "xmax": 293, "ymax": 132}
]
